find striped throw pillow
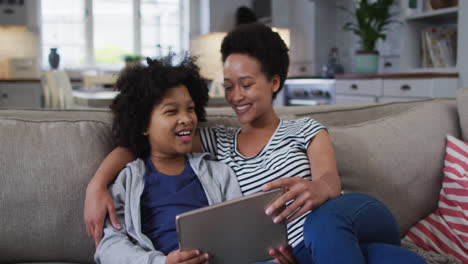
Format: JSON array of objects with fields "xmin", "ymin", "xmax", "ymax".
[{"xmin": 405, "ymin": 135, "xmax": 468, "ymax": 262}]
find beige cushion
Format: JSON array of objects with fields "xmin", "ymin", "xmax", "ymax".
[
  {"xmin": 0, "ymin": 109, "xmax": 114, "ymax": 263},
  {"xmin": 457, "ymin": 88, "xmax": 468, "ymax": 141},
  {"xmin": 278, "ymin": 100, "xmax": 428, "ymax": 127},
  {"xmin": 328, "ymin": 99, "xmax": 460, "ymax": 236},
  {"xmin": 203, "ymin": 100, "xmax": 428, "ymax": 128}
]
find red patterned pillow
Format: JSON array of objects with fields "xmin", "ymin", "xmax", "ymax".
[{"xmin": 405, "ymin": 135, "xmax": 468, "ymax": 262}]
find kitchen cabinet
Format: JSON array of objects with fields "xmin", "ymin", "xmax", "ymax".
[
  {"xmin": 188, "ymin": 0, "xmax": 336, "ymax": 77},
  {"xmin": 399, "ymin": 1, "xmax": 468, "ymax": 88},
  {"xmin": 0, "ymin": 81, "xmax": 43, "ymax": 108},
  {"xmin": 335, "ymin": 79, "xmax": 382, "ymax": 105},
  {"xmin": 335, "ymin": 73, "xmax": 458, "ymax": 105},
  {"xmin": 335, "ymin": 95, "xmax": 379, "ymax": 105},
  {"xmin": 288, "ymin": 0, "xmax": 337, "ymax": 77},
  {"xmin": 189, "ymin": 0, "xmax": 251, "ymax": 36},
  {"xmin": 0, "ymin": 0, "xmax": 39, "ymax": 32},
  {"xmin": 0, "ymin": 0, "xmax": 26, "ymax": 26}
]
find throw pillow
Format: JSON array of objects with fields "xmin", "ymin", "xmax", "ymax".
[
  {"xmin": 404, "ymin": 135, "xmax": 468, "ymax": 262},
  {"xmin": 328, "ymin": 99, "xmax": 460, "ymax": 236}
]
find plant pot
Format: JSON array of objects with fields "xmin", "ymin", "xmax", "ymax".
[
  {"xmin": 125, "ymin": 60, "xmax": 140, "ymax": 68},
  {"xmin": 355, "ymin": 51, "xmax": 379, "ymax": 74}
]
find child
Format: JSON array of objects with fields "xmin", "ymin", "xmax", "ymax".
[{"xmin": 94, "ymin": 56, "xmax": 243, "ymax": 264}]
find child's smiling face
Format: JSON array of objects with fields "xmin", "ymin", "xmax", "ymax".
[{"xmin": 143, "ymin": 84, "xmax": 197, "ymax": 159}]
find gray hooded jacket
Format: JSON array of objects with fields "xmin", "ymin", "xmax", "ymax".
[{"xmin": 94, "ymin": 152, "xmax": 243, "ymax": 264}]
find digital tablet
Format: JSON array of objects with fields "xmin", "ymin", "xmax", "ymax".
[{"xmin": 176, "ymin": 188, "xmax": 287, "ymax": 264}]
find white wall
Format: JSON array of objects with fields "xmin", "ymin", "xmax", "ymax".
[
  {"xmin": 458, "ymin": 0, "xmax": 468, "ymax": 88},
  {"xmin": 0, "ymin": 28, "xmax": 40, "ymax": 78},
  {"xmin": 189, "ymin": 0, "xmax": 252, "ymax": 37}
]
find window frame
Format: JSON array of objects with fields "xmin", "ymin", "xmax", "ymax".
[{"xmin": 39, "ymin": 0, "xmax": 189, "ymax": 71}]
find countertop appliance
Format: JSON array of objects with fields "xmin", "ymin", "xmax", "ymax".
[{"xmin": 283, "ymin": 78, "xmax": 335, "ymax": 106}]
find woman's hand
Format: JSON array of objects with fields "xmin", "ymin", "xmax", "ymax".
[
  {"xmin": 262, "ymin": 177, "xmax": 331, "ymax": 224},
  {"xmin": 166, "ymin": 250, "xmax": 209, "ymax": 264},
  {"xmin": 269, "ymin": 245, "xmax": 297, "ymax": 264},
  {"xmin": 84, "ymin": 182, "xmax": 121, "ymax": 248},
  {"xmin": 264, "ymin": 130, "xmax": 341, "ymax": 224},
  {"xmin": 84, "ymin": 147, "xmax": 135, "ymax": 247}
]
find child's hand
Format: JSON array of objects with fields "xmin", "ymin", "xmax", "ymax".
[
  {"xmin": 269, "ymin": 245, "xmax": 297, "ymax": 264},
  {"xmin": 166, "ymin": 249, "xmax": 209, "ymax": 264}
]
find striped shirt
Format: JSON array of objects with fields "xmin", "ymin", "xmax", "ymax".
[{"xmin": 200, "ymin": 117, "xmax": 326, "ymax": 247}]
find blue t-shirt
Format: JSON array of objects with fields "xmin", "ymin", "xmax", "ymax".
[{"xmin": 140, "ymin": 157, "xmax": 209, "ymax": 255}]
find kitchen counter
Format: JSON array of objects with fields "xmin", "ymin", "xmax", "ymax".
[
  {"xmin": 0, "ymin": 78, "xmax": 41, "ymax": 82},
  {"xmin": 0, "ymin": 77, "xmax": 83, "ymax": 82},
  {"xmin": 335, "ymin": 72, "xmax": 459, "ymax": 79},
  {"xmin": 334, "ymin": 72, "xmax": 459, "ymax": 105}
]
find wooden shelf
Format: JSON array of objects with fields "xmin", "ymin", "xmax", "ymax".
[
  {"xmin": 405, "ymin": 7, "xmax": 458, "ymax": 21},
  {"xmin": 399, "ymin": 3, "xmax": 464, "ymax": 80},
  {"xmin": 336, "ymin": 72, "xmax": 459, "ymax": 79},
  {"xmin": 405, "ymin": 67, "xmax": 458, "ymax": 74}
]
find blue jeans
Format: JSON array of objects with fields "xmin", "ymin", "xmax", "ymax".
[{"xmin": 255, "ymin": 193, "xmax": 426, "ymax": 264}]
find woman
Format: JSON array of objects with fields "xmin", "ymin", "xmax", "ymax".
[{"xmin": 85, "ymin": 23, "xmax": 425, "ymax": 263}]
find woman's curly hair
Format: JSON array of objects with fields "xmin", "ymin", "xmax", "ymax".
[
  {"xmin": 221, "ymin": 23, "xmax": 289, "ymax": 99},
  {"xmin": 110, "ymin": 55, "xmax": 209, "ymax": 158}
]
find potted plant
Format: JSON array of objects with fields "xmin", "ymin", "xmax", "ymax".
[
  {"xmin": 123, "ymin": 54, "xmax": 142, "ymax": 67},
  {"xmin": 339, "ymin": 0, "xmax": 397, "ymax": 74}
]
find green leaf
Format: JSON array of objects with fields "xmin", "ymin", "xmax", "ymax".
[{"xmin": 338, "ymin": 0, "xmax": 399, "ymax": 51}]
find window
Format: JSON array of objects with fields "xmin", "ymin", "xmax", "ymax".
[
  {"xmin": 40, "ymin": 0, "xmax": 187, "ymax": 70},
  {"xmin": 93, "ymin": 0, "xmax": 134, "ymax": 67},
  {"xmin": 40, "ymin": 0, "xmax": 86, "ymax": 69},
  {"xmin": 141, "ymin": 0, "xmax": 182, "ymax": 58}
]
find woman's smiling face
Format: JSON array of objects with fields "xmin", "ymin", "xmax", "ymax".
[{"xmin": 223, "ymin": 53, "xmax": 280, "ymax": 125}]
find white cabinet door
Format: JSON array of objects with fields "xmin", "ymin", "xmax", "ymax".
[
  {"xmin": 383, "ymin": 78, "xmax": 458, "ymax": 98},
  {"xmin": 335, "ymin": 95, "xmax": 377, "ymax": 105},
  {"xmin": 0, "ymin": 82, "xmax": 42, "ymax": 108},
  {"xmin": 336, "ymin": 79, "xmax": 383, "ymax": 96},
  {"xmin": 378, "ymin": 97, "xmax": 426, "ymax": 103},
  {"xmin": 0, "ymin": 0, "xmax": 27, "ymax": 26},
  {"xmin": 383, "ymin": 79, "xmax": 433, "ymax": 98}
]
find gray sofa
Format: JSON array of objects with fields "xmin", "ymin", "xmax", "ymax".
[{"xmin": 1, "ymin": 88, "xmax": 467, "ymax": 264}]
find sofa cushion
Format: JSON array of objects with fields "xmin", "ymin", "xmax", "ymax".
[
  {"xmin": 457, "ymin": 88, "xmax": 468, "ymax": 141},
  {"xmin": 328, "ymin": 99, "xmax": 460, "ymax": 236},
  {"xmin": 404, "ymin": 135, "xmax": 468, "ymax": 263},
  {"xmin": 204, "ymin": 107, "xmax": 296, "ymax": 128},
  {"xmin": 287, "ymin": 99, "xmax": 428, "ymax": 127},
  {"xmin": 203, "ymin": 100, "xmax": 427, "ymax": 128},
  {"xmin": 0, "ymin": 110, "xmax": 114, "ymax": 263}
]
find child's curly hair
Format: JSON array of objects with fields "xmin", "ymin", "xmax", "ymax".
[{"xmin": 110, "ymin": 55, "xmax": 209, "ymax": 158}]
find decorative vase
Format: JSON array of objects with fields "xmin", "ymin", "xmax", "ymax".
[
  {"xmin": 48, "ymin": 48, "xmax": 60, "ymax": 69},
  {"xmin": 322, "ymin": 47, "xmax": 345, "ymax": 78},
  {"xmin": 355, "ymin": 50, "xmax": 379, "ymax": 74}
]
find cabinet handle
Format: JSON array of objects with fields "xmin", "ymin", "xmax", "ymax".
[
  {"xmin": 3, "ymin": 8, "xmax": 14, "ymax": 14},
  {"xmin": 350, "ymin": 84, "xmax": 358, "ymax": 90},
  {"xmin": 2, "ymin": 93, "xmax": 8, "ymax": 99},
  {"xmin": 400, "ymin": 84, "xmax": 411, "ymax": 91}
]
